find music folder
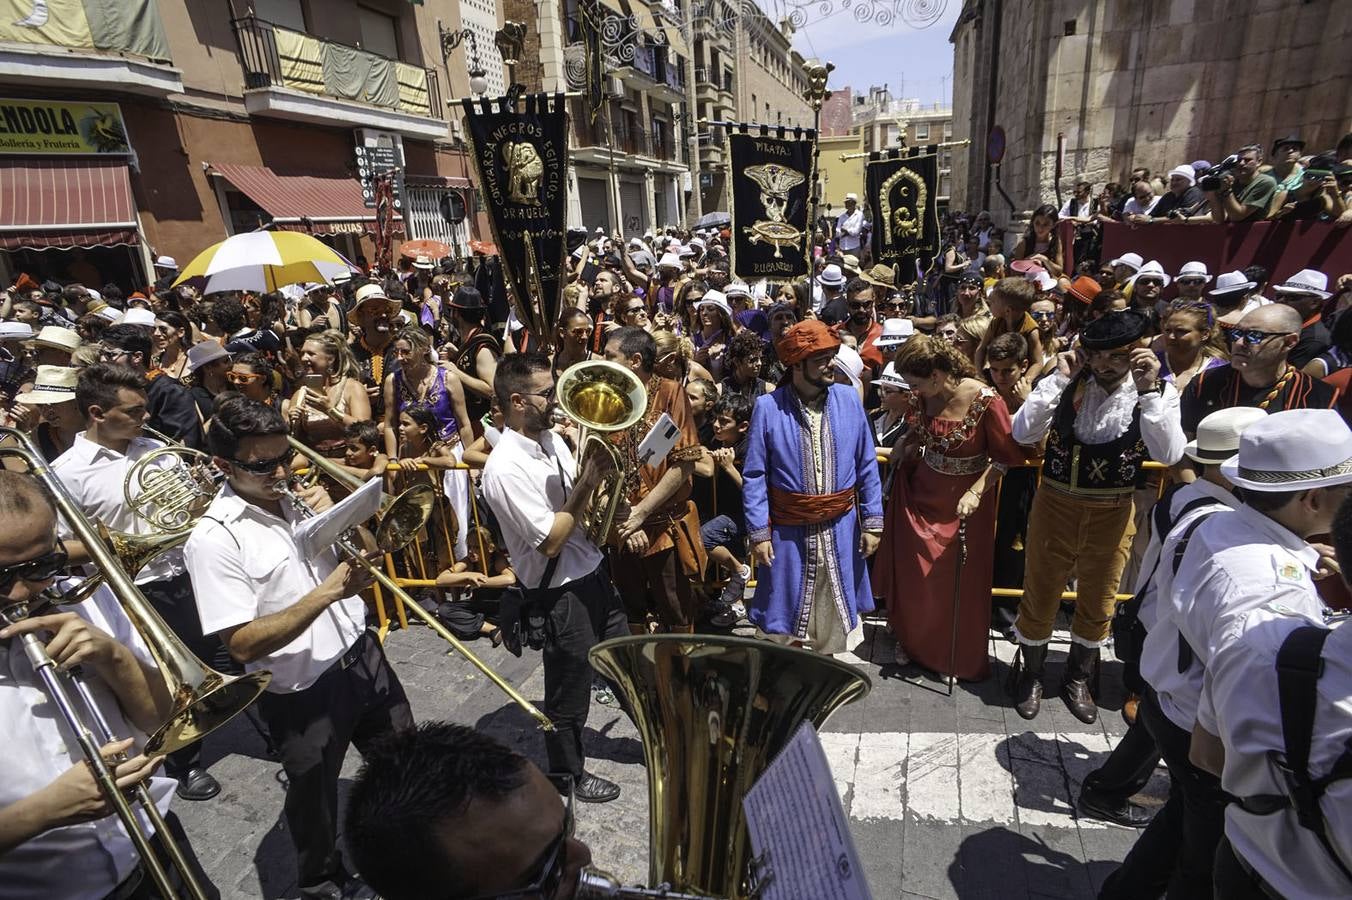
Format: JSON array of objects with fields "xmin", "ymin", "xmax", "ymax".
[{"xmin": 294, "ymin": 476, "xmax": 384, "ymax": 559}]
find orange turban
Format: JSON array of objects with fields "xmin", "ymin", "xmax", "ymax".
[{"xmin": 776, "ymin": 319, "xmax": 841, "ymax": 367}]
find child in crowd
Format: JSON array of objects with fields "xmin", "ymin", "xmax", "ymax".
[
  {"xmin": 975, "ymin": 277, "xmax": 1043, "ymax": 378},
  {"xmin": 700, "ymin": 392, "xmax": 753, "ymax": 626},
  {"xmin": 435, "ymin": 525, "xmax": 516, "ymax": 645},
  {"xmin": 984, "ymin": 331, "xmax": 1038, "ymax": 639},
  {"xmin": 984, "ymin": 332, "xmax": 1033, "ymax": 415},
  {"xmin": 339, "ymin": 421, "xmax": 388, "ymax": 482}
]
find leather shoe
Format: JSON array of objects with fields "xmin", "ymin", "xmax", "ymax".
[
  {"xmin": 1077, "ymin": 788, "xmax": 1153, "ymax": 828},
  {"xmin": 574, "ymin": 771, "xmax": 621, "ymax": 803},
  {"xmin": 1061, "ymin": 677, "xmax": 1099, "ymax": 724},
  {"xmin": 174, "ymin": 767, "xmax": 221, "ymax": 801},
  {"xmin": 1122, "ymin": 692, "xmax": 1140, "ymax": 726}
]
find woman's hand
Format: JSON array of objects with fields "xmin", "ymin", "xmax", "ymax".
[{"xmin": 956, "ymin": 488, "xmax": 982, "ymax": 519}]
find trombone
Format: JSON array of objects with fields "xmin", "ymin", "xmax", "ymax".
[
  {"xmin": 284, "ymin": 436, "xmax": 555, "ymax": 731},
  {"xmin": 0, "ymin": 426, "xmax": 272, "ymax": 900}
]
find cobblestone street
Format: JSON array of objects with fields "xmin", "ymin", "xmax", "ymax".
[{"xmin": 176, "ymin": 617, "xmax": 1161, "ymax": 899}]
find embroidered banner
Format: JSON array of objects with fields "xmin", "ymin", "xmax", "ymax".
[
  {"xmin": 865, "ymin": 146, "xmax": 939, "ymax": 285},
  {"xmin": 729, "ymin": 128, "xmax": 814, "ymax": 280}
]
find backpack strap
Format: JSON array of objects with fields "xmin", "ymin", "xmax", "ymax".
[{"xmin": 1170, "ymin": 506, "xmax": 1218, "ymax": 673}]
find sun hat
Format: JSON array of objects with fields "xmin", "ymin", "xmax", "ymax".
[
  {"xmin": 1032, "ymin": 271, "xmax": 1058, "ymax": 293},
  {"xmin": 12, "ymin": 365, "xmax": 79, "ymax": 406},
  {"xmin": 724, "ymin": 280, "xmax": 752, "ymax": 299},
  {"xmin": 0, "ymin": 322, "xmax": 35, "ymax": 342},
  {"xmin": 413, "ymin": 254, "xmax": 435, "ymax": 271},
  {"xmin": 1271, "ymin": 269, "xmax": 1331, "ymax": 301},
  {"xmin": 1009, "ymin": 259, "xmax": 1044, "ymax": 275},
  {"xmin": 346, "ymin": 283, "xmax": 402, "ymax": 325},
  {"xmin": 832, "ymin": 344, "xmax": 864, "ymax": 390},
  {"xmin": 695, "ymin": 290, "xmax": 734, "ymax": 320},
  {"xmin": 1208, "ymin": 271, "xmax": 1256, "ymax": 297},
  {"xmin": 1109, "ymin": 251, "xmax": 1144, "ymax": 272},
  {"xmin": 185, "ymin": 340, "xmax": 231, "ymax": 373},
  {"xmin": 874, "ymin": 318, "xmax": 916, "ymax": 347},
  {"xmin": 860, "ymin": 264, "xmax": 896, "ymax": 289},
  {"xmin": 1221, "ymin": 409, "xmax": 1352, "ymax": 491},
  {"xmin": 845, "ymin": 192, "xmax": 859, "ymax": 202},
  {"xmin": 1129, "ymin": 260, "xmax": 1172, "ymax": 288},
  {"xmin": 1066, "ymin": 275, "xmax": 1102, "ymax": 305},
  {"xmin": 153, "ymin": 255, "xmax": 178, "ymax": 270},
  {"xmin": 116, "ymin": 308, "xmax": 157, "ymax": 327},
  {"xmin": 331, "ymin": 270, "xmax": 353, "ymax": 285},
  {"xmin": 30, "ymin": 325, "xmax": 81, "ymax": 355},
  {"xmin": 1167, "ymin": 165, "xmax": 1196, "ymax": 185},
  {"xmin": 1175, "ymin": 261, "xmax": 1212, "ymax": 284},
  {"xmin": 841, "ymin": 254, "xmax": 861, "ymax": 276},
  {"xmin": 95, "ymin": 307, "xmax": 122, "ymax": 323},
  {"xmin": 817, "ymin": 264, "xmax": 845, "ymax": 288},
  {"xmin": 877, "ymin": 361, "xmax": 909, "ymax": 390},
  {"xmin": 657, "ymin": 251, "xmax": 683, "ymax": 271},
  {"xmin": 1184, "ymin": 407, "xmax": 1268, "ymax": 465}
]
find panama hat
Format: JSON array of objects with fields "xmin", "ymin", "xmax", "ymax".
[
  {"xmin": 874, "ymin": 318, "xmax": 916, "ymax": 347},
  {"xmin": 30, "ymin": 325, "xmax": 81, "ymax": 355},
  {"xmin": 116, "ymin": 308, "xmax": 158, "ymax": 327},
  {"xmin": 1208, "ymin": 271, "xmax": 1256, "ymax": 297},
  {"xmin": 860, "ymin": 264, "xmax": 896, "ymax": 289},
  {"xmin": 1221, "ymin": 409, "xmax": 1352, "ymax": 491},
  {"xmin": 1175, "ymin": 261, "xmax": 1212, "ymax": 284},
  {"xmin": 346, "ymin": 283, "xmax": 403, "ymax": 325},
  {"xmin": 1109, "ymin": 251, "xmax": 1144, "ymax": 272},
  {"xmin": 412, "ymin": 254, "xmax": 435, "ymax": 271},
  {"xmin": 877, "ymin": 361, "xmax": 909, "ymax": 390},
  {"xmin": 13, "ymin": 365, "xmax": 78, "ymax": 405},
  {"xmin": 1271, "ymin": 269, "xmax": 1331, "ymax": 301},
  {"xmin": 817, "ymin": 264, "xmax": 845, "ymax": 287},
  {"xmin": 832, "ymin": 344, "xmax": 864, "ymax": 390},
  {"xmin": 1184, "ymin": 407, "xmax": 1268, "ymax": 465},
  {"xmin": 0, "ymin": 322, "xmax": 35, "ymax": 342},
  {"xmin": 1129, "ymin": 260, "xmax": 1171, "ymax": 288},
  {"xmin": 186, "ymin": 340, "xmax": 231, "ymax": 373},
  {"xmin": 695, "ymin": 290, "xmax": 734, "ymax": 320}
]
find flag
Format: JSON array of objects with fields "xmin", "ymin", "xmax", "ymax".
[
  {"xmin": 728, "ymin": 128, "xmax": 814, "ymax": 280},
  {"xmin": 865, "ymin": 146, "xmax": 940, "ymax": 285}
]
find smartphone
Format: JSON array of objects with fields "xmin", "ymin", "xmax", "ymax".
[{"xmin": 300, "ymin": 373, "xmax": 326, "ymax": 393}]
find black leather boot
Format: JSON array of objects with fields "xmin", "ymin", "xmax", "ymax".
[
  {"xmin": 1061, "ymin": 642, "xmax": 1100, "ymax": 724},
  {"xmin": 1013, "ymin": 642, "xmax": 1047, "ymax": 720}
]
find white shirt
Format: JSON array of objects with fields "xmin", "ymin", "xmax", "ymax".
[
  {"xmin": 0, "ymin": 585, "xmax": 174, "ymax": 900},
  {"xmin": 1010, "ymin": 370, "xmax": 1187, "ymax": 465},
  {"xmin": 1199, "ymin": 606, "xmax": 1352, "ymax": 898},
  {"xmin": 52, "ymin": 433, "xmax": 186, "ymax": 584},
  {"xmin": 835, "ymin": 208, "xmax": 865, "ymax": 251},
  {"xmin": 1137, "ymin": 479, "xmax": 1240, "ymax": 729},
  {"xmin": 1135, "ymin": 478, "xmax": 1239, "ymax": 630},
  {"xmin": 481, "ymin": 427, "xmax": 602, "ymax": 590},
  {"xmin": 1123, "ymin": 194, "xmax": 1159, "ymax": 217},
  {"xmin": 183, "ymin": 483, "xmax": 366, "ymax": 693}
]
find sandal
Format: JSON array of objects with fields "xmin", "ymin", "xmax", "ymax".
[{"xmin": 488, "ymin": 627, "xmax": 503, "ymax": 648}]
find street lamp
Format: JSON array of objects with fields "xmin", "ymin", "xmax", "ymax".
[{"xmin": 439, "ymin": 21, "xmax": 489, "ymax": 97}]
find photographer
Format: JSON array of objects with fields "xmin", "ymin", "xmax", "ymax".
[
  {"xmin": 1205, "ymin": 145, "xmax": 1278, "ymax": 223},
  {"xmin": 1140, "ymin": 166, "xmax": 1208, "ymax": 221}
]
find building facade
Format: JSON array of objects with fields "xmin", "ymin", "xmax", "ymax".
[
  {"xmin": 852, "ymin": 86, "xmax": 954, "ymax": 211},
  {"xmin": 0, "ymin": 0, "xmax": 497, "ymax": 291},
  {"xmin": 948, "ymin": 0, "xmax": 1352, "ymax": 223}
]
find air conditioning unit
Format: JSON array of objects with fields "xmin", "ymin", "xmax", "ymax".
[{"xmin": 607, "ymin": 76, "xmax": 625, "ymax": 99}]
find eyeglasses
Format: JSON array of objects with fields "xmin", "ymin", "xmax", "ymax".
[
  {"xmin": 459, "ymin": 776, "xmax": 575, "ymax": 900},
  {"xmin": 229, "ymin": 451, "xmax": 292, "ymax": 475},
  {"xmin": 225, "ymin": 371, "xmax": 265, "ymax": 386},
  {"xmin": 0, "ymin": 542, "xmax": 70, "ymax": 592},
  {"xmin": 847, "ymin": 301, "xmax": 874, "ymax": 310},
  {"xmin": 1229, "ymin": 328, "xmax": 1294, "ymax": 346},
  {"xmin": 97, "ymin": 345, "xmax": 129, "ymax": 361},
  {"xmin": 519, "ymin": 385, "xmax": 557, "ymax": 402}
]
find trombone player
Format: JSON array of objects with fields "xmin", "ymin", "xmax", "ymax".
[
  {"xmin": 0, "ymin": 470, "xmax": 219, "ymax": 898},
  {"xmin": 480, "ymin": 353, "xmax": 628, "ymax": 805}
]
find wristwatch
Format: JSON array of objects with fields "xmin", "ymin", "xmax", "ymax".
[{"xmin": 1137, "ymin": 379, "xmax": 1164, "ymax": 397}]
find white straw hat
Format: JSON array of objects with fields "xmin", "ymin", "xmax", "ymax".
[
  {"xmin": 1184, "ymin": 407, "xmax": 1267, "ymax": 464},
  {"xmin": 13, "ymin": 365, "xmax": 78, "ymax": 405},
  {"xmin": 1221, "ymin": 409, "xmax": 1352, "ymax": 491},
  {"xmin": 30, "ymin": 325, "xmax": 81, "ymax": 355}
]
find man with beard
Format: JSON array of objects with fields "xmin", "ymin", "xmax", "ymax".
[
  {"xmin": 842, "ymin": 278, "xmax": 884, "ymax": 380},
  {"xmin": 1206, "ymin": 144, "xmax": 1278, "ymax": 223},
  {"xmin": 586, "ymin": 270, "xmax": 622, "ymax": 354},
  {"xmin": 1180, "ymin": 303, "xmax": 1336, "ymax": 437},
  {"xmin": 1127, "ymin": 261, "xmax": 1169, "ymax": 316},
  {"xmin": 445, "ymin": 286, "xmax": 501, "ymax": 436},
  {"xmin": 743, "ymin": 320, "xmax": 883, "ymax": 655},
  {"xmin": 1009, "ymin": 310, "xmax": 1186, "ymax": 724},
  {"xmin": 347, "ymin": 284, "xmax": 401, "ymax": 419},
  {"xmin": 479, "ymin": 354, "xmax": 627, "ymax": 803}
]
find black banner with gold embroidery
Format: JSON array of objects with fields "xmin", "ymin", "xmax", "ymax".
[
  {"xmin": 461, "ymin": 93, "xmax": 569, "ymax": 349},
  {"xmin": 866, "ymin": 146, "xmax": 939, "ymax": 285},
  {"xmin": 728, "ymin": 127, "xmax": 814, "ymax": 280}
]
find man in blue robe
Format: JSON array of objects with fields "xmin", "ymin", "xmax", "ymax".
[{"xmin": 744, "ymin": 320, "xmax": 885, "ymax": 654}]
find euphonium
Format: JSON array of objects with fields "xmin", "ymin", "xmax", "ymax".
[
  {"xmin": 584, "ymin": 634, "xmax": 871, "ymax": 899},
  {"xmin": 555, "ymin": 360, "xmax": 648, "ymax": 545},
  {"xmin": 125, "ymin": 425, "xmax": 223, "ymax": 532}
]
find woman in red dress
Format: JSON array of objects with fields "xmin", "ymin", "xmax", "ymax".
[{"xmin": 882, "ymin": 335, "xmax": 1025, "ymax": 681}]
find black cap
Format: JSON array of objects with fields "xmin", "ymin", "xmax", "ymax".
[
  {"xmin": 449, "ymin": 285, "xmax": 485, "ymax": 311},
  {"xmin": 1271, "ymin": 133, "xmax": 1305, "ymax": 154},
  {"xmin": 1081, "ymin": 309, "xmax": 1149, "ymax": 351}
]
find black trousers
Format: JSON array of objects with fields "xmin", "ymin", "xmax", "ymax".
[
  {"xmin": 256, "ymin": 631, "xmax": 414, "ymax": 893},
  {"xmin": 1081, "ymin": 718, "xmax": 1161, "ymax": 803},
  {"xmin": 1099, "ymin": 689, "xmax": 1227, "ymax": 900},
  {"xmin": 539, "ymin": 565, "xmax": 628, "ymax": 779},
  {"xmin": 141, "ymin": 572, "xmax": 231, "ymax": 779},
  {"xmin": 112, "ymin": 810, "xmax": 220, "ymax": 899},
  {"xmin": 1212, "ymin": 835, "xmax": 1276, "ymax": 900}
]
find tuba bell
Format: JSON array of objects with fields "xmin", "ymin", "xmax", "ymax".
[
  {"xmin": 585, "ymin": 634, "xmax": 871, "ymax": 898},
  {"xmin": 555, "ymin": 360, "xmax": 648, "ymax": 545}
]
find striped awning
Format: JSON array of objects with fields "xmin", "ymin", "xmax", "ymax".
[
  {"xmin": 0, "ymin": 157, "xmax": 140, "ymax": 250},
  {"xmin": 210, "ymin": 162, "xmax": 403, "ymax": 235}
]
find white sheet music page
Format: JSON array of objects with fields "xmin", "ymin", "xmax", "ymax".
[
  {"xmin": 743, "ymin": 721, "xmax": 873, "ymax": 900},
  {"xmin": 293, "ymin": 475, "xmax": 384, "ymax": 558}
]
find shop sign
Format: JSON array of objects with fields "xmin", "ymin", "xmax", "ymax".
[{"xmin": 0, "ymin": 99, "xmax": 130, "ymax": 155}]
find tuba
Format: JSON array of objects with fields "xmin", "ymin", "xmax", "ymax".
[
  {"xmin": 555, "ymin": 360, "xmax": 647, "ymax": 545},
  {"xmin": 583, "ymin": 634, "xmax": 871, "ymax": 898}
]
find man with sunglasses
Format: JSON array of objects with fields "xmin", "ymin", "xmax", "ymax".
[
  {"xmin": 841, "ymin": 279, "xmax": 884, "ymax": 380},
  {"xmin": 0, "ymin": 470, "xmax": 221, "ymax": 899},
  {"xmin": 52, "ymin": 363, "xmax": 229, "ymax": 803},
  {"xmin": 1181, "ymin": 304, "xmax": 1335, "ymax": 439},
  {"xmin": 98, "ymin": 323, "xmax": 208, "ymax": 450},
  {"xmin": 183, "ymin": 395, "xmax": 411, "ymax": 900}
]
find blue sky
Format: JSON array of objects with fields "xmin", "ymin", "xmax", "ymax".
[{"xmin": 754, "ymin": 0, "xmax": 960, "ymax": 106}]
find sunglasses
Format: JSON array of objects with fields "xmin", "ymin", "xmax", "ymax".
[
  {"xmin": 847, "ymin": 301, "xmax": 874, "ymax": 310},
  {"xmin": 1176, "ymin": 278, "xmax": 1207, "ymax": 286},
  {"xmin": 225, "ymin": 371, "xmax": 264, "ymax": 386},
  {"xmin": 0, "ymin": 542, "xmax": 69, "ymax": 592},
  {"xmin": 1229, "ymin": 328, "xmax": 1293, "ymax": 347},
  {"xmin": 229, "ymin": 451, "xmax": 291, "ymax": 475},
  {"xmin": 1030, "ymin": 311, "xmax": 1057, "ymax": 320},
  {"xmin": 459, "ymin": 776, "xmax": 575, "ymax": 900},
  {"xmin": 97, "ymin": 346, "xmax": 129, "ymax": 361}
]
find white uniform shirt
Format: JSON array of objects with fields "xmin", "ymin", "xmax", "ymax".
[
  {"xmin": 1135, "ymin": 478, "xmax": 1239, "ymax": 631},
  {"xmin": 1011, "ymin": 370, "xmax": 1187, "ymax": 465},
  {"xmin": 52, "ymin": 433, "xmax": 186, "ymax": 584},
  {"xmin": 0, "ymin": 585, "xmax": 174, "ymax": 900},
  {"xmin": 481, "ymin": 427, "xmax": 602, "ymax": 590},
  {"xmin": 835, "ymin": 208, "xmax": 865, "ymax": 252},
  {"xmin": 1137, "ymin": 480, "xmax": 1240, "ymax": 729},
  {"xmin": 183, "ymin": 484, "xmax": 365, "ymax": 693},
  {"xmin": 1199, "ymin": 606, "xmax": 1352, "ymax": 898}
]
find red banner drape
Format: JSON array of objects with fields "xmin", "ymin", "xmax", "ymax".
[{"xmin": 1099, "ymin": 220, "xmax": 1352, "ymax": 285}]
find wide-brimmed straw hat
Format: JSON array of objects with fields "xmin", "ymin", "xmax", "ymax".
[
  {"xmin": 1221, "ymin": 409, "xmax": 1352, "ymax": 491},
  {"xmin": 13, "ymin": 365, "xmax": 78, "ymax": 405},
  {"xmin": 30, "ymin": 325, "xmax": 81, "ymax": 355},
  {"xmin": 1184, "ymin": 407, "xmax": 1268, "ymax": 464},
  {"xmin": 346, "ymin": 284, "xmax": 403, "ymax": 325}
]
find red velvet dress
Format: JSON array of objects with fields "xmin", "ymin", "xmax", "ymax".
[{"xmin": 879, "ymin": 388, "xmax": 1024, "ymax": 680}]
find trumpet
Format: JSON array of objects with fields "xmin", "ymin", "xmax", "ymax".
[
  {"xmin": 283, "ymin": 438, "xmax": 555, "ymax": 731},
  {"xmin": 0, "ymin": 426, "xmax": 272, "ymax": 900}
]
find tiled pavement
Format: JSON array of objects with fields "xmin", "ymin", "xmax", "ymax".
[{"xmin": 177, "ymin": 617, "xmax": 1163, "ymax": 899}]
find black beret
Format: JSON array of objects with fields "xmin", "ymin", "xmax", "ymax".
[{"xmin": 1081, "ymin": 309, "xmax": 1149, "ymax": 351}]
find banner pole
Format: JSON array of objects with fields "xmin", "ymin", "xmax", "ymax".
[
  {"xmin": 802, "ymin": 62, "xmax": 833, "ymax": 281},
  {"xmin": 840, "ymin": 139, "xmax": 970, "ymax": 162}
]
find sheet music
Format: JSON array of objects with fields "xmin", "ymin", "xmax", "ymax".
[
  {"xmin": 743, "ymin": 722, "xmax": 873, "ymax": 900},
  {"xmin": 293, "ymin": 476, "xmax": 383, "ymax": 559}
]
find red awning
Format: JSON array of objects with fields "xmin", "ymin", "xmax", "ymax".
[
  {"xmin": 210, "ymin": 162, "xmax": 403, "ymax": 235},
  {"xmin": 0, "ymin": 157, "xmax": 140, "ymax": 250}
]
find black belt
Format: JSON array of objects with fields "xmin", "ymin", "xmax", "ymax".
[{"xmin": 338, "ymin": 629, "xmax": 371, "ymax": 670}]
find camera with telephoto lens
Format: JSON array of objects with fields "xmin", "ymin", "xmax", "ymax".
[{"xmin": 1197, "ymin": 155, "xmax": 1240, "ymax": 192}]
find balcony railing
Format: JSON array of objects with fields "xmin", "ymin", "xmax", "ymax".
[
  {"xmin": 574, "ymin": 118, "xmax": 680, "ymax": 163},
  {"xmin": 232, "ymin": 15, "xmax": 442, "ymax": 119}
]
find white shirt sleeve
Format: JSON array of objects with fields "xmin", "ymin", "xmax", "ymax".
[
  {"xmin": 183, "ymin": 524, "xmax": 262, "ymax": 636},
  {"xmin": 1138, "ymin": 381, "xmax": 1187, "ymax": 465},
  {"xmin": 1011, "ymin": 371, "xmax": 1070, "ymax": 445},
  {"xmin": 482, "ymin": 459, "xmax": 555, "ymax": 554}
]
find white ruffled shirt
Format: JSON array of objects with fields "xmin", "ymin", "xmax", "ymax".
[{"xmin": 1011, "ymin": 370, "xmax": 1186, "ymax": 465}]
